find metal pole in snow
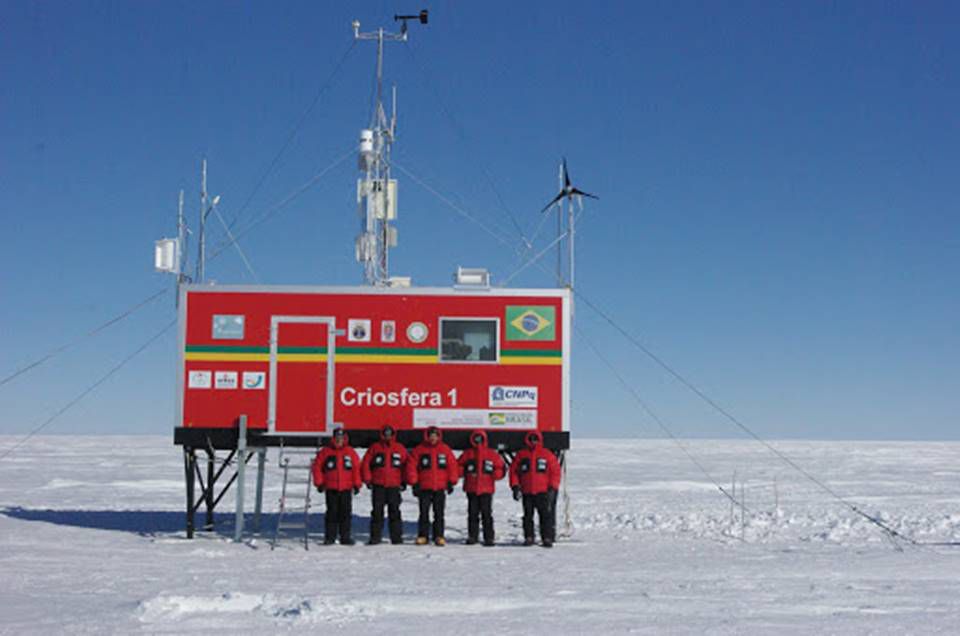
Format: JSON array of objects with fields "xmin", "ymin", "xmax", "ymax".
[
  {"xmin": 730, "ymin": 471, "xmax": 736, "ymax": 526},
  {"xmin": 234, "ymin": 414, "xmax": 247, "ymax": 542},
  {"xmin": 253, "ymin": 447, "xmax": 266, "ymax": 533}
]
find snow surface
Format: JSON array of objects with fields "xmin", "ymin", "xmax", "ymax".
[{"xmin": 1, "ymin": 436, "xmax": 959, "ymax": 634}]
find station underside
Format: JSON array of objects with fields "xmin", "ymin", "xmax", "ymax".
[{"xmin": 174, "ymin": 427, "xmax": 570, "ymax": 452}]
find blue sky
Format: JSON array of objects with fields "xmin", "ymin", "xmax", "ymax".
[{"xmin": 1, "ymin": 1, "xmax": 957, "ymax": 439}]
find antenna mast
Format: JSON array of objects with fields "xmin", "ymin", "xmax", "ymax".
[
  {"xmin": 194, "ymin": 158, "xmax": 221, "ymax": 284},
  {"xmin": 352, "ymin": 11, "xmax": 428, "ymax": 286}
]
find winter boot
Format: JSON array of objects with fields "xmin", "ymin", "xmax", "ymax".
[
  {"xmin": 465, "ymin": 537, "xmax": 478, "ymax": 545},
  {"xmin": 435, "ymin": 537, "xmax": 446, "ymax": 547},
  {"xmin": 542, "ymin": 539, "xmax": 554, "ymax": 548},
  {"xmin": 523, "ymin": 537, "xmax": 536, "ymax": 546},
  {"xmin": 415, "ymin": 536, "xmax": 429, "ymax": 545}
]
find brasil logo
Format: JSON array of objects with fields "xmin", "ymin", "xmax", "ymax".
[{"xmin": 506, "ymin": 306, "xmax": 556, "ymax": 341}]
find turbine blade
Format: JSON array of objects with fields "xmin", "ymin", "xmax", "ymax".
[
  {"xmin": 540, "ymin": 191, "xmax": 566, "ymax": 213},
  {"xmin": 562, "ymin": 158, "xmax": 571, "ymax": 188},
  {"xmin": 569, "ymin": 187, "xmax": 598, "ymax": 200}
]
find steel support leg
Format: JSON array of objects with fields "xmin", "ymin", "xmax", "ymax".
[
  {"xmin": 183, "ymin": 446, "xmax": 196, "ymax": 539},
  {"xmin": 234, "ymin": 415, "xmax": 247, "ymax": 542},
  {"xmin": 204, "ymin": 446, "xmax": 215, "ymax": 530}
]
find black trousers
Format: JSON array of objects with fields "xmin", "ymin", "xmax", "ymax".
[
  {"xmin": 522, "ymin": 492, "xmax": 555, "ymax": 543},
  {"xmin": 417, "ymin": 489, "xmax": 446, "ymax": 540},
  {"xmin": 467, "ymin": 493, "xmax": 494, "ymax": 543},
  {"xmin": 324, "ymin": 489, "xmax": 353, "ymax": 542},
  {"xmin": 370, "ymin": 485, "xmax": 403, "ymax": 543}
]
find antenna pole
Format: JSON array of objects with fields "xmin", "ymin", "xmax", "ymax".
[
  {"xmin": 197, "ymin": 159, "xmax": 208, "ymax": 283},
  {"xmin": 353, "ymin": 15, "xmax": 423, "ymax": 286},
  {"xmin": 176, "ymin": 190, "xmax": 185, "ymax": 306},
  {"xmin": 568, "ymin": 195, "xmax": 576, "ymax": 317},
  {"xmin": 556, "ymin": 162, "xmax": 564, "ymax": 284}
]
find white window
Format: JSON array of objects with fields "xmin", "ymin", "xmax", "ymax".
[{"xmin": 439, "ymin": 318, "xmax": 498, "ymax": 362}]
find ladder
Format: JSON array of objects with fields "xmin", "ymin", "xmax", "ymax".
[{"xmin": 271, "ymin": 445, "xmax": 319, "ymax": 550}]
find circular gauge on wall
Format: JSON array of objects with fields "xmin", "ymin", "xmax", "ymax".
[{"xmin": 406, "ymin": 321, "xmax": 428, "ymax": 343}]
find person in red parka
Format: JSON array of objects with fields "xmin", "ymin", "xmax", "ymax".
[
  {"xmin": 311, "ymin": 428, "xmax": 362, "ymax": 545},
  {"xmin": 405, "ymin": 426, "xmax": 459, "ymax": 546},
  {"xmin": 509, "ymin": 430, "xmax": 561, "ymax": 547},
  {"xmin": 361, "ymin": 424, "xmax": 408, "ymax": 545},
  {"xmin": 457, "ymin": 429, "xmax": 506, "ymax": 546}
]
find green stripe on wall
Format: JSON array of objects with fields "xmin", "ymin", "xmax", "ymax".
[
  {"xmin": 185, "ymin": 344, "xmax": 437, "ymax": 355},
  {"xmin": 186, "ymin": 343, "xmax": 559, "ymax": 357},
  {"xmin": 501, "ymin": 349, "xmax": 562, "ymax": 357},
  {"xmin": 186, "ymin": 345, "xmax": 270, "ymax": 353}
]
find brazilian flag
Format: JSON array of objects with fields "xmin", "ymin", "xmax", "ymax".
[{"xmin": 506, "ymin": 306, "xmax": 556, "ymax": 341}]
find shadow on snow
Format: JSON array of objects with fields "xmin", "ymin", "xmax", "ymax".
[{"xmin": 0, "ymin": 506, "xmax": 420, "ymax": 540}]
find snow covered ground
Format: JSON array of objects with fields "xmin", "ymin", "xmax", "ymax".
[{"xmin": 1, "ymin": 436, "xmax": 959, "ymax": 634}]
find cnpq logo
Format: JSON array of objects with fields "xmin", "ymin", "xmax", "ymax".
[{"xmin": 488, "ymin": 385, "xmax": 538, "ymax": 408}]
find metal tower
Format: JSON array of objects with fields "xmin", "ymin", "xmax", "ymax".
[{"xmin": 352, "ymin": 11, "xmax": 428, "ymax": 286}]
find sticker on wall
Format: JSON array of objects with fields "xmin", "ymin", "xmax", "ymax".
[
  {"xmin": 188, "ymin": 370, "xmax": 212, "ymax": 389},
  {"xmin": 214, "ymin": 371, "xmax": 238, "ymax": 389},
  {"xmin": 242, "ymin": 371, "xmax": 266, "ymax": 390},
  {"xmin": 406, "ymin": 321, "xmax": 428, "ymax": 343},
  {"xmin": 348, "ymin": 319, "xmax": 371, "ymax": 342},
  {"xmin": 489, "ymin": 385, "xmax": 538, "ymax": 408},
  {"xmin": 412, "ymin": 408, "xmax": 537, "ymax": 430},
  {"xmin": 381, "ymin": 320, "xmax": 396, "ymax": 343},
  {"xmin": 212, "ymin": 315, "xmax": 245, "ymax": 340}
]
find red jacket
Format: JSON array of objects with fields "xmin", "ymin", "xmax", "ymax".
[
  {"xmin": 312, "ymin": 436, "xmax": 362, "ymax": 491},
  {"xmin": 457, "ymin": 430, "xmax": 506, "ymax": 495},
  {"xmin": 509, "ymin": 431, "xmax": 561, "ymax": 495},
  {"xmin": 406, "ymin": 429, "xmax": 460, "ymax": 491},
  {"xmin": 361, "ymin": 427, "xmax": 408, "ymax": 487}
]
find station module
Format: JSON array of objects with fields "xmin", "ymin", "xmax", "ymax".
[{"xmin": 167, "ymin": 13, "xmax": 572, "ymax": 539}]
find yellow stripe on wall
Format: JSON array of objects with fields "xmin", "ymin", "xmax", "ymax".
[
  {"xmin": 336, "ymin": 354, "xmax": 436, "ymax": 364},
  {"xmin": 278, "ymin": 354, "xmax": 327, "ymax": 362},
  {"xmin": 185, "ymin": 352, "xmax": 271, "ymax": 362},
  {"xmin": 500, "ymin": 356, "xmax": 563, "ymax": 366}
]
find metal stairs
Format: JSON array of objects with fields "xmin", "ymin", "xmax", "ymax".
[{"xmin": 271, "ymin": 445, "xmax": 319, "ymax": 550}]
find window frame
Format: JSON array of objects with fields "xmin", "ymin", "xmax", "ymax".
[{"xmin": 437, "ymin": 316, "xmax": 500, "ymax": 364}]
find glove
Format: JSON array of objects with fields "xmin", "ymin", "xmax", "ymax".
[
  {"xmin": 413, "ymin": 485, "xmax": 421, "ymax": 497},
  {"xmin": 512, "ymin": 486, "xmax": 522, "ymax": 501},
  {"xmin": 316, "ymin": 486, "xmax": 324, "ymax": 494},
  {"xmin": 548, "ymin": 488, "xmax": 557, "ymax": 498},
  {"xmin": 353, "ymin": 487, "xmax": 360, "ymax": 495},
  {"xmin": 399, "ymin": 483, "xmax": 407, "ymax": 492},
  {"xmin": 446, "ymin": 482, "xmax": 455, "ymax": 495},
  {"xmin": 366, "ymin": 483, "xmax": 372, "ymax": 490}
]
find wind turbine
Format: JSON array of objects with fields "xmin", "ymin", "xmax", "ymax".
[
  {"xmin": 540, "ymin": 158, "xmax": 598, "ymax": 213},
  {"xmin": 540, "ymin": 158, "xmax": 597, "ymax": 295}
]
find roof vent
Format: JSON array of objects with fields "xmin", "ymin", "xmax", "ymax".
[{"xmin": 454, "ymin": 267, "xmax": 490, "ymax": 288}]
